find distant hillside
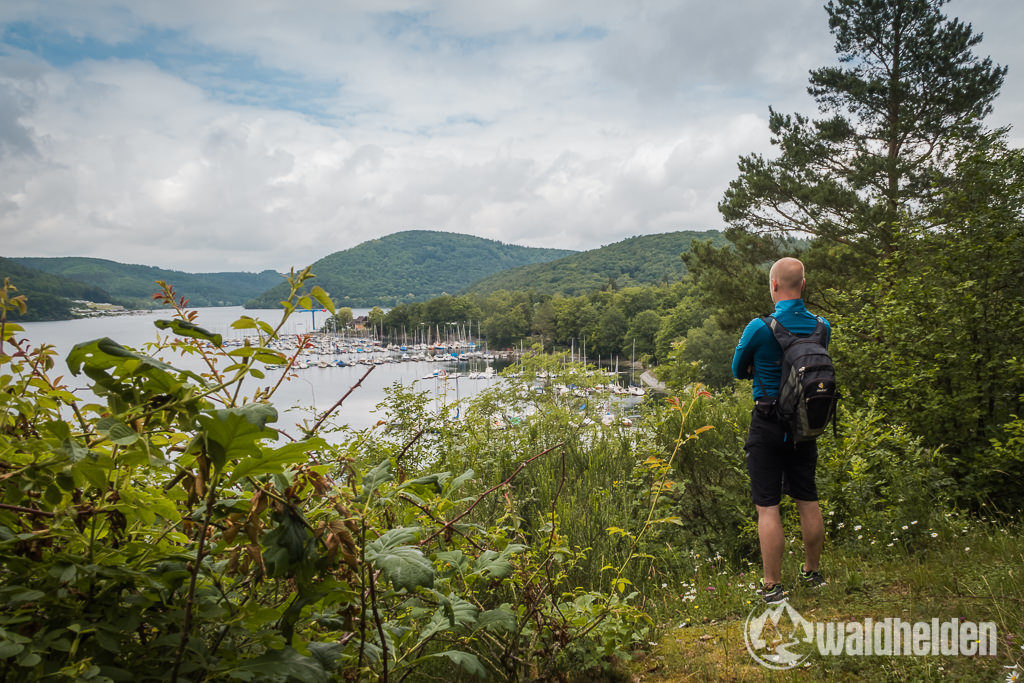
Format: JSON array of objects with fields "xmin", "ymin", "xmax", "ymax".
[
  {"xmin": 245, "ymin": 230, "xmax": 575, "ymax": 308},
  {"xmin": 0, "ymin": 257, "xmax": 119, "ymax": 321},
  {"xmin": 13, "ymin": 257, "xmax": 283, "ymax": 309},
  {"xmin": 463, "ymin": 230, "xmax": 727, "ymax": 296}
]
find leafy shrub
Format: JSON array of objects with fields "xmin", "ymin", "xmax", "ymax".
[
  {"xmin": 0, "ymin": 278, "xmax": 664, "ymax": 681},
  {"xmin": 816, "ymin": 402, "xmax": 954, "ymax": 550}
]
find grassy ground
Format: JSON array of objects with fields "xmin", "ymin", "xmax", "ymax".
[{"xmin": 628, "ymin": 516, "xmax": 1024, "ymax": 681}]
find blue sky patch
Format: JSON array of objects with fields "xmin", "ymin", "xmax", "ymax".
[{"xmin": 1, "ymin": 20, "xmax": 341, "ymax": 121}]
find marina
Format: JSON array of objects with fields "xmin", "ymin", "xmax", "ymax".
[{"xmin": 17, "ymin": 306, "xmax": 646, "ymax": 434}]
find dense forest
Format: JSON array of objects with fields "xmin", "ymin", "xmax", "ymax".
[
  {"xmin": 0, "ymin": 257, "xmax": 119, "ymax": 321},
  {"xmin": 1, "ymin": 1, "xmax": 1022, "ymax": 680},
  {"xmin": 245, "ymin": 230, "xmax": 574, "ymax": 309},
  {"xmin": 13, "ymin": 256, "xmax": 283, "ymax": 312},
  {"xmin": 462, "ymin": 230, "xmax": 728, "ymax": 296}
]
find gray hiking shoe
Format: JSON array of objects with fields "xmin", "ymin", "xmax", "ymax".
[
  {"xmin": 760, "ymin": 582, "xmax": 788, "ymax": 605},
  {"xmin": 799, "ymin": 567, "xmax": 826, "ymax": 588}
]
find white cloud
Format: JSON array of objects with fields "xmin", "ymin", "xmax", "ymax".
[{"xmin": 0, "ymin": 0, "xmax": 1022, "ymax": 272}]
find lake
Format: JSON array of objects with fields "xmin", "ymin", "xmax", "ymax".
[{"xmin": 15, "ymin": 306, "xmax": 509, "ymax": 434}]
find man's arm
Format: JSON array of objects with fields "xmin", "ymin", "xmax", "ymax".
[{"xmin": 731, "ymin": 318, "xmax": 762, "ymax": 380}]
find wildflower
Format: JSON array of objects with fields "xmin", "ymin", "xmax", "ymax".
[
  {"xmin": 931, "ymin": 532, "xmax": 938, "ymax": 538},
  {"xmin": 911, "ymin": 520, "xmax": 918, "ymax": 525},
  {"xmin": 887, "ymin": 542, "xmax": 894, "ymax": 547},
  {"xmin": 902, "ymin": 525, "xmax": 909, "ymax": 530},
  {"xmin": 858, "ymin": 535, "xmax": 863, "ymax": 540},
  {"xmin": 854, "ymin": 524, "xmax": 862, "ymax": 531},
  {"xmin": 965, "ymin": 547, "xmax": 971, "ymax": 552},
  {"xmin": 661, "ymin": 583, "xmax": 667, "ymax": 588}
]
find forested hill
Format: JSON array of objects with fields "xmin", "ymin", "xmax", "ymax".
[
  {"xmin": 463, "ymin": 230, "xmax": 726, "ymax": 296},
  {"xmin": 12, "ymin": 257, "xmax": 283, "ymax": 310},
  {"xmin": 0, "ymin": 257, "xmax": 119, "ymax": 321},
  {"xmin": 244, "ymin": 230, "xmax": 574, "ymax": 308}
]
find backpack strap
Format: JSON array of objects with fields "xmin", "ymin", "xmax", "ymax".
[
  {"xmin": 761, "ymin": 314, "xmax": 828, "ymax": 349},
  {"xmin": 759, "ymin": 314, "xmax": 798, "ymax": 351}
]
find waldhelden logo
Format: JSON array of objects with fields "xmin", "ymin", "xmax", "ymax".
[
  {"xmin": 743, "ymin": 602, "xmax": 998, "ymax": 670},
  {"xmin": 744, "ymin": 602, "xmax": 815, "ymax": 669}
]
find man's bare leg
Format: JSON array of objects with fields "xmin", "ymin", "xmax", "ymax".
[
  {"xmin": 795, "ymin": 499, "xmax": 824, "ymax": 572},
  {"xmin": 756, "ymin": 504, "xmax": 784, "ymax": 585}
]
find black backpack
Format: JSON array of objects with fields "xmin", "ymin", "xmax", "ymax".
[{"xmin": 759, "ymin": 315, "xmax": 838, "ymax": 442}]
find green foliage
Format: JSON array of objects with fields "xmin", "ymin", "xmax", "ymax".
[
  {"xmin": 628, "ymin": 387, "xmax": 755, "ymax": 567},
  {"xmin": 816, "ymin": 403, "xmax": 953, "ymax": 549},
  {"xmin": 4, "ymin": 280, "xmax": 720, "ymax": 680},
  {"xmin": 381, "ymin": 280, "xmax": 699, "ymax": 364},
  {"xmin": 832, "ymin": 139, "xmax": 1024, "ymax": 505},
  {"xmin": 624, "ymin": 309, "xmax": 661, "ymax": 360},
  {"xmin": 12, "ymin": 256, "xmax": 282, "ymax": 311},
  {"xmin": 322, "ymin": 307, "xmax": 353, "ymax": 332},
  {"xmin": 465, "ymin": 231, "xmax": 726, "ymax": 297},
  {"xmin": 676, "ymin": 319, "xmax": 736, "ymax": 390},
  {"xmin": 246, "ymin": 230, "xmax": 573, "ymax": 309}
]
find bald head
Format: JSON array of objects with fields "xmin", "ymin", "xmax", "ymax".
[{"xmin": 769, "ymin": 257, "xmax": 805, "ymax": 302}]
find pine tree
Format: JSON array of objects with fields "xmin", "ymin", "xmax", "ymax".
[{"xmin": 719, "ymin": 0, "xmax": 1006, "ymax": 259}]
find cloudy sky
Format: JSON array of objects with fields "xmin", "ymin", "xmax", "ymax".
[{"xmin": 2, "ymin": 1, "xmax": 1022, "ymax": 273}]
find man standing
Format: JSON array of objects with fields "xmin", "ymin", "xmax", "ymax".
[{"xmin": 732, "ymin": 257, "xmax": 829, "ymax": 604}]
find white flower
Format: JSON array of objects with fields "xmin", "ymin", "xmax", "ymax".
[
  {"xmin": 931, "ymin": 532, "xmax": 938, "ymax": 538},
  {"xmin": 854, "ymin": 525, "xmax": 862, "ymax": 531},
  {"xmin": 902, "ymin": 525, "xmax": 909, "ymax": 530},
  {"xmin": 965, "ymin": 547, "xmax": 971, "ymax": 552}
]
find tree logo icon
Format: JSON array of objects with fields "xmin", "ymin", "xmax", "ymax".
[{"xmin": 744, "ymin": 601, "xmax": 816, "ymax": 670}]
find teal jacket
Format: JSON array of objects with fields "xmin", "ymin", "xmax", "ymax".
[{"xmin": 731, "ymin": 299, "xmax": 831, "ymax": 400}]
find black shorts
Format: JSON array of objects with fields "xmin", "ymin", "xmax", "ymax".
[{"xmin": 744, "ymin": 409, "xmax": 818, "ymax": 506}]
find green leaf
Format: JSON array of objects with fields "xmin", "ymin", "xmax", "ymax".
[
  {"xmin": 17, "ymin": 651, "xmax": 41, "ymax": 668},
  {"xmin": 359, "ymin": 460, "xmax": 393, "ymax": 500},
  {"xmin": 67, "ymin": 338, "xmax": 176, "ymax": 376},
  {"xmin": 399, "ymin": 473, "xmax": 446, "ymax": 494},
  {"xmin": 447, "ymin": 469, "xmax": 475, "ymax": 494},
  {"xmin": 153, "ymin": 319, "xmax": 223, "ymax": 346},
  {"xmin": 477, "ymin": 605, "xmax": 516, "ymax": 633},
  {"xmin": 309, "ymin": 286, "xmax": 335, "ymax": 314},
  {"xmin": 0, "ymin": 641, "xmax": 24, "ymax": 659},
  {"xmin": 96, "ymin": 416, "xmax": 139, "ymax": 446},
  {"xmin": 368, "ymin": 526, "xmax": 420, "ymax": 551},
  {"xmin": 228, "ymin": 647, "xmax": 328, "ymax": 683},
  {"xmin": 196, "ymin": 403, "xmax": 278, "ymax": 471},
  {"xmin": 430, "ymin": 651, "xmax": 486, "ymax": 679},
  {"xmin": 1, "ymin": 323, "xmax": 24, "ymax": 340},
  {"xmin": 6, "ymin": 589, "xmax": 45, "ymax": 604},
  {"xmin": 227, "ymin": 438, "xmax": 325, "ymax": 485},
  {"xmin": 230, "ymin": 317, "xmax": 259, "ymax": 330},
  {"xmin": 366, "ymin": 546, "xmax": 434, "ymax": 592},
  {"xmin": 471, "ymin": 550, "xmax": 512, "ymax": 579}
]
